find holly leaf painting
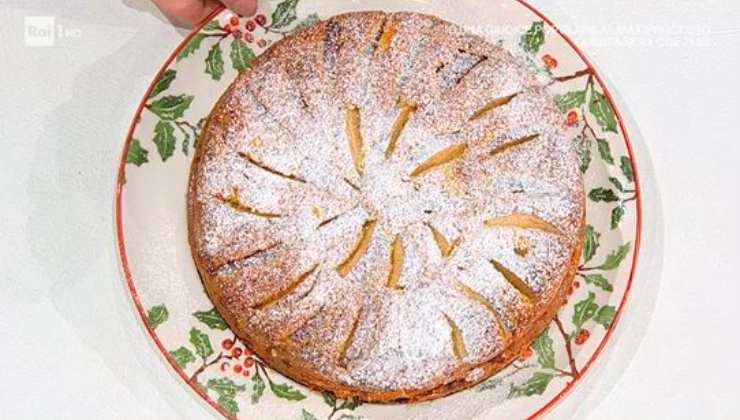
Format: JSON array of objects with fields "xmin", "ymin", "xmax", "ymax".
[
  {"xmin": 205, "ymin": 43, "xmax": 225, "ymax": 81},
  {"xmin": 148, "ymin": 94, "xmax": 194, "ymax": 121},
  {"xmin": 170, "ymin": 347, "xmax": 196, "ymax": 369},
  {"xmin": 269, "ymin": 381, "xmax": 306, "ymax": 401},
  {"xmin": 147, "ymin": 304, "xmax": 169, "ymax": 329},
  {"xmin": 293, "ymin": 13, "xmax": 321, "ymax": 33},
  {"xmin": 217, "ymin": 396, "xmax": 239, "ymax": 416},
  {"xmin": 230, "ymin": 39, "xmax": 256, "ymax": 73},
  {"xmin": 127, "ymin": 139, "xmax": 149, "ymax": 166},
  {"xmin": 595, "ymin": 305, "xmax": 617, "ymax": 329},
  {"xmin": 203, "ymin": 20, "xmax": 222, "ymax": 31},
  {"xmin": 270, "ymin": 0, "xmax": 300, "ymax": 29},
  {"xmin": 177, "ymin": 33, "xmax": 207, "ymax": 62},
  {"xmin": 322, "ymin": 391, "xmax": 337, "ymax": 408},
  {"xmin": 150, "ymin": 69, "xmax": 177, "ymax": 98},
  {"xmin": 338, "ymin": 398, "xmax": 362, "ymax": 411},
  {"xmin": 532, "ymin": 328, "xmax": 555, "ymax": 369},
  {"xmin": 589, "ymin": 187, "xmax": 619, "ymax": 203},
  {"xmin": 572, "ymin": 292, "xmax": 599, "ymax": 332},
  {"xmin": 589, "ymin": 90, "xmax": 618, "ymax": 133},
  {"xmin": 301, "ymin": 409, "xmax": 319, "ymax": 420},
  {"xmin": 508, "ymin": 372, "xmax": 554, "ymax": 398},
  {"xmin": 189, "ymin": 327, "xmax": 214, "ymax": 359},
  {"xmin": 555, "ymin": 90, "xmax": 586, "ymax": 114},
  {"xmin": 620, "ymin": 156, "xmax": 634, "ymax": 182},
  {"xmin": 583, "ymin": 273, "xmax": 613, "ymax": 292},
  {"xmin": 611, "ymin": 205, "xmax": 625, "ymax": 230},
  {"xmin": 193, "ymin": 308, "xmax": 229, "ymax": 330},
  {"xmin": 596, "ymin": 242, "xmax": 632, "ymax": 271},
  {"xmin": 520, "ymin": 21, "xmax": 545, "ymax": 55},
  {"xmin": 596, "ymin": 138, "xmax": 614, "ymax": 165},
  {"xmin": 581, "ymin": 225, "xmax": 600, "ymax": 264},
  {"xmin": 153, "ymin": 121, "xmax": 176, "ymax": 162},
  {"xmin": 251, "ymin": 370, "xmax": 265, "ymax": 404},
  {"xmin": 207, "ymin": 377, "xmax": 246, "ymax": 400}
]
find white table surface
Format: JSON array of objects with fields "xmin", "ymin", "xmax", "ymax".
[{"xmin": 1, "ymin": 0, "xmax": 738, "ymax": 418}]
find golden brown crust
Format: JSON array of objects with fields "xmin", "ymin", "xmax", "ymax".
[{"xmin": 188, "ymin": 11, "xmax": 585, "ymax": 403}]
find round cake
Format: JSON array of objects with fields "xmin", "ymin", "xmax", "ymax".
[{"xmin": 188, "ymin": 11, "xmax": 585, "ymax": 403}]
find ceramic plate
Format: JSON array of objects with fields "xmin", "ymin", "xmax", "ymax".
[{"xmin": 116, "ymin": 1, "xmax": 642, "ymax": 418}]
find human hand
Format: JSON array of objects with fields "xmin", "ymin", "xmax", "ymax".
[{"xmin": 151, "ymin": 0, "xmax": 258, "ymax": 28}]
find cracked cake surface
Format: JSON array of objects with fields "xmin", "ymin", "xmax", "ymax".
[{"xmin": 187, "ymin": 11, "xmax": 585, "ymax": 403}]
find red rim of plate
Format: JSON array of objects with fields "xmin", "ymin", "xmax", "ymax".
[{"xmin": 114, "ymin": 2, "xmax": 643, "ymax": 419}]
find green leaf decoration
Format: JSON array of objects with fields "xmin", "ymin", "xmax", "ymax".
[
  {"xmin": 608, "ymin": 177, "xmax": 624, "ymax": 192},
  {"xmin": 589, "ymin": 187, "xmax": 619, "ymax": 203},
  {"xmin": 170, "ymin": 347, "xmax": 196, "ymax": 369},
  {"xmin": 193, "ymin": 308, "xmax": 229, "ymax": 330},
  {"xmin": 148, "ymin": 94, "xmax": 194, "ymax": 121},
  {"xmin": 589, "ymin": 90, "xmax": 618, "ymax": 133},
  {"xmin": 595, "ymin": 305, "xmax": 617, "ymax": 329},
  {"xmin": 205, "ymin": 43, "xmax": 225, "ymax": 81},
  {"xmin": 620, "ymin": 156, "xmax": 634, "ymax": 182},
  {"xmin": 555, "ymin": 90, "xmax": 586, "ymax": 114},
  {"xmin": 189, "ymin": 327, "xmax": 214, "ymax": 359},
  {"xmin": 177, "ymin": 33, "xmax": 207, "ymax": 62},
  {"xmin": 596, "ymin": 138, "xmax": 614, "ymax": 165},
  {"xmin": 611, "ymin": 206, "xmax": 625, "ymax": 230},
  {"xmin": 477, "ymin": 377, "xmax": 503, "ymax": 391},
  {"xmin": 147, "ymin": 304, "xmax": 169, "ymax": 330},
  {"xmin": 217, "ymin": 395, "xmax": 239, "ymax": 416},
  {"xmin": 322, "ymin": 391, "xmax": 337, "ymax": 408},
  {"xmin": 301, "ymin": 409, "xmax": 319, "ymax": 420},
  {"xmin": 338, "ymin": 398, "xmax": 362, "ymax": 411},
  {"xmin": 520, "ymin": 21, "xmax": 545, "ymax": 55},
  {"xmin": 230, "ymin": 39, "xmax": 256, "ymax": 73},
  {"xmin": 337, "ymin": 415, "xmax": 360, "ymax": 420},
  {"xmin": 532, "ymin": 328, "xmax": 555, "ymax": 369},
  {"xmin": 153, "ymin": 121, "xmax": 176, "ymax": 162},
  {"xmin": 251, "ymin": 370, "xmax": 265, "ymax": 404},
  {"xmin": 269, "ymin": 381, "xmax": 306, "ymax": 401},
  {"xmin": 509, "ymin": 372, "xmax": 554, "ymax": 398},
  {"xmin": 581, "ymin": 225, "xmax": 600, "ymax": 264},
  {"xmin": 203, "ymin": 20, "xmax": 223, "ymax": 32},
  {"xmin": 572, "ymin": 292, "xmax": 599, "ymax": 331},
  {"xmin": 270, "ymin": 0, "xmax": 300, "ymax": 29},
  {"xmin": 150, "ymin": 69, "xmax": 177, "ymax": 98},
  {"xmin": 127, "ymin": 139, "xmax": 149, "ymax": 166},
  {"xmin": 572, "ymin": 136, "xmax": 591, "ymax": 174},
  {"xmin": 207, "ymin": 377, "xmax": 246, "ymax": 400},
  {"xmin": 583, "ymin": 273, "xmax": 613, "ymax": 292},
  {"xmin": 596, "ymin": 242, "xmax": 632, "ymax": 271},
  {"xmin": 293, "ymin": 13, "xmax": 321, "ymax": 33}
]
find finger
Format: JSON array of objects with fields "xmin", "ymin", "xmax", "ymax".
[
  {"xmin": 150, "ymin": 0, "xmax": 222, "ymax": 28},
  {"xmin": 220, "ymin": 0, "xmax": 258, "ymax": 17}
]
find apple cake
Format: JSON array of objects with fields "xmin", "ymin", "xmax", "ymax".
[{"xmin": 187, "ymin": 11, "xmax": 585, "ymax": 403}]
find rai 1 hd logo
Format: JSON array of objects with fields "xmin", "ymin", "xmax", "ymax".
[{"xmin": 25, "ymin": 16, "xmax": 81, "ymax": 47}]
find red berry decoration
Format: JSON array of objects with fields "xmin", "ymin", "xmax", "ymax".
[
  {"xmin": 230, "ymin": 16, "xmax": 240, "ymax": 27},
  {"xmin": 542, "ymin": 54, "xmax": 558, "ymax": 70},
  {"xmin": 255, "ymin": 14, "xmax": 267, "ymax": 26},
  {"xmin": 573, "ymin": 281, "xmax": 580, "ymax": 289},
  {"xmin": 233, "ymin": 364, "xmax": 243, "ymax": 374},
  {"xmin": 244, "ymin": 32, "xmax": 254, "ymax": 43},
  {"xmin": 243, "ymin": 358, "xmax": 254, "ymax": 368},
  {"xmin": 221, "ymin": 339, "xmax": 234, "ymax": 350},
  {"xmin": 575, "ymin": 329, "xmax": 590, "ymax": 345},
  {"xmin": 246, "ymin": 20, "xmax": 256, "ymax": 32},
  {"xmin": 243, "ymin": 369, "xmax": 251, "ymax": 377},
  {"xmin": 257, "ymin": 39, "xmax": 267, "ymax": 48},
  {"xmin": 234, "ymin": 29, "xmax": 243, "ymax": 39},
  {"xmin": 220, "ymin": 362, "xmax": 230, "ymax": 372},
  {"xmin": 566, "ymin": 111, "xmax": 579, "ymax": 127},
  {"xmin": 223, "ymin": 24, "xmax": 233, "ymax": 33},
  {"xmin": 231, "ymin": 347, "xmax": 243, "ymax": 359}
]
